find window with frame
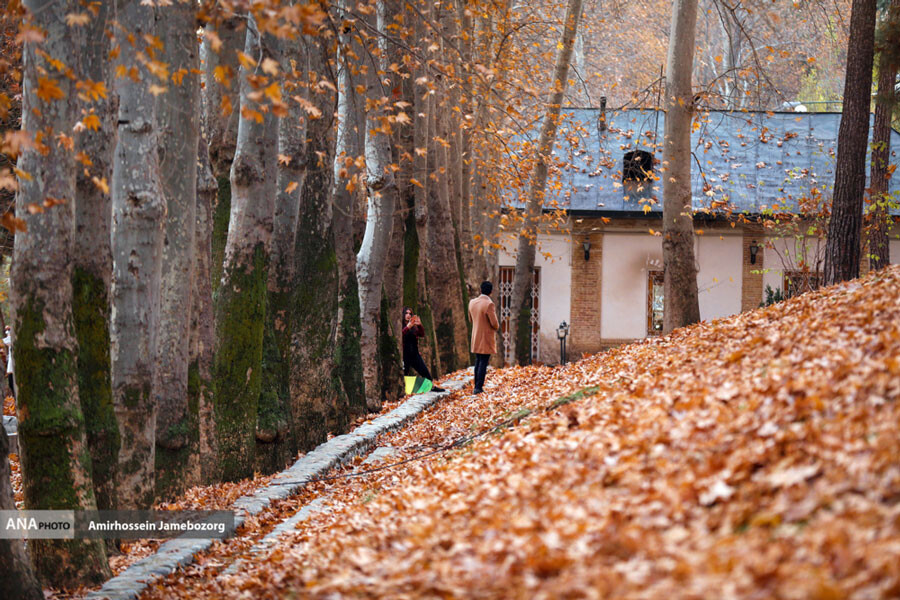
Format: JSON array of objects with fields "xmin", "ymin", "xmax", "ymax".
[
  {"xmin": 647, "ymin": 271, "xmax": 664, "ymax": 336},
  {"xmin": 783, "ymin": 270, "xmax": 822, "ymax": 298}
]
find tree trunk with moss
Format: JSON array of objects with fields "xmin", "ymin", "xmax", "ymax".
[
  {"xmin": 257, "ymin": 40, "xmax": 303, "ymax": 474},
  {"xmin": 73, "ymin": 0, "xmax": 119, "ymax": 512},
  {"xmin": 661, "ymin": 0, "xmax": 701, "ymax": 333},
  {"xmin": 205, "ymin": 16, "xmax": 243, "ymax": 292},
  {"xmin": 332, "ymin": 4, "xmax": 367, "ymax": 417},
  {"xmin": 291, "ymin": 41, "xmax": 347, "ymax": 449},
  {"xmin": 510, "ymin": 0, "xmax": 582, "ymax": 364},
  {"xmin": 0, "ymin": 426, "xmax": 42, "ymax": 599},
  {"xmin": 110, "ymin": 0, "xmax": 166, "ymax": 511},
  {"xmin": 214, "ymin": 20, "xmax": 278, "ymax": 482},
  {"xmin": 357, "ymin": 0, "xmax": 400, "ymax": 411},
  {"xmin": 12, "ymin": 0, "xmax": 110, "ymax": 584},
  {"xmin": 191, "ymin": 119, "xmax": 217, "ymax": 484},
  {"xmin": 154, "ymin": 0, "xmax": 200, "ymax": 500}
]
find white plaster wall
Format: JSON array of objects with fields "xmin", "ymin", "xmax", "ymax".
[
  {"xmin": 498, "ymin": 234, "xmax": 572, "ymax": 364},
  {"xmin": 891, "ymin": 240, "xmax": 900, "ymax": 265},
  {"xmin": 600, "ymin": 233, "xmax": 662, "ymax": 340},
  {"xmin": 696, "ymin": 235, "xmax": 743, "ymax": 321}
]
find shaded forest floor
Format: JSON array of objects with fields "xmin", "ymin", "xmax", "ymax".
[{"xmin": 18, "ymin": 265, "xmax": 900, "ymax": 598}]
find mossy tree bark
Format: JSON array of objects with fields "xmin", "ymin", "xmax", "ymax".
[
  {"xmin": 824, "ymin": 0, "xmax": 877, "ymax": 284},
  {"xmin": 110, "ymin": 0, "xmax": 167, "ymax": 510},
  {"xmin": 214, "ymin": 20, "xmax": 278, "ymax": 482},
  {"xmin": 13, "ymin": 0, "xmax": 110, "ymax": 584},
  {"xmin": 154, "ymin": 0, "xmax": 201, "ymax": 500},
  {"xmin": 0, "ymin": 426, "xmax": 42, "ymax": 600},
  {"xmin": 510, "ymin": 0, "xmax": 582, "ymax": 363},
  {"xmin": 257, "ymin": 37, "xmax": 304, "ymax": 474},
  {"xmin": 291, "ymin": 40, "xmax": 348, "ymax": 449},
  {"xmin": 73, "ymin": 0, "xmax": 119, "ymax": 512},
  {"xmin": 357, "ymin": 0, "xmax": 401, "ymax": 410},
  {"xmin": 661, "ymin": 0, "xmax": 701, "ymax": 333},
  {"xmin": 204, "ymin": 16, "xmax": 244, "ymax": 292},
  {"xmin": 192, "ymin": 117, "xmax": 218, "ymax": 484},
  {"xmin": 332, "ymin": 3, "xmax": 367, "ymax": 416}
]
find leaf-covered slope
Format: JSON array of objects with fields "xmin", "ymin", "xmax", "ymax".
[{"xmin": 149, "ymin": 266, "xmax": 900, "ymax": 599}]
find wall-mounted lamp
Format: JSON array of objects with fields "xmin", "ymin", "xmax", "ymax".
[
  {"xmin": 749, "ymin": 241, "xmax": 760, "ymax": 265},
  {"xmin": 582, "ymin": 239, "xmax": 591, "ymax": 261}
]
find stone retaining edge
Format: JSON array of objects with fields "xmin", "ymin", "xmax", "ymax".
[{"xmin": 86, "ymin": 373, "xmax": 470, "ymax": 600}]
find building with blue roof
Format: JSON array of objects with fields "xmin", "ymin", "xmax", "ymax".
[{"xmin": 492, "ymin": 108, "xmax": 900, "ymax": 364}]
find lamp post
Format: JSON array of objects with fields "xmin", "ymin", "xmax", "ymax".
[
  {"xmin": 557, "ymin": 321, "xmax": 570, "ymax": 365},
  {"xmin": 749, "ymin": 240, "xmax": 760, "ymax": 265}
]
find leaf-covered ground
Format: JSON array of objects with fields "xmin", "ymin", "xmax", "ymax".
[{"xmin": 131, "ymin": 266, "xmax": 900, "ymax": 599}]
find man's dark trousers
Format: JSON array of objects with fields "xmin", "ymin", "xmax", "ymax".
[{"xmin": 473, "ymin": 353, "xmax": 490, "ymax": 393}]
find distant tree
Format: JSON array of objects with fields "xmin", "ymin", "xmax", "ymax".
[
  {"xmin": 509, "ymin": 0, "xmax": 583, "ymax": 364},
  {"xmin": 662, "ymin": 0, "xmax": 701, "ymax": 333},
  {"xmin": 824, "ymin": 0, "xmax": 878, "ymax": 284},
  {"xmin": 867, "ymin": 0, "xmax": 900, "ymax": 270}
]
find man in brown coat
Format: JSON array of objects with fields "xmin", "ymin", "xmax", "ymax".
[{"xmin": 468, "ymin": 281, "xmax": 500, "ymax": 394}]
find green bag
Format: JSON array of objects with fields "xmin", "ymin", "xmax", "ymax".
[{"xmin": 404, "ymin": 375, "xmax": 433, "ymax": 395}]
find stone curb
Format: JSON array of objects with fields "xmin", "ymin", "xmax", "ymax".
[{"xmin": 86, "ymin": 373, "xmax": 470, "ymax": 600}]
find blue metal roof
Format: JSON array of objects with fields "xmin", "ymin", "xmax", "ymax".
[{"xmin": 515, "ymin": 108, "xmax": 900, "ymax": 216}]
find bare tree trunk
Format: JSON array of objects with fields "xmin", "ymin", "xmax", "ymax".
[
  {"xmin": 0, "ymin": 426, "xmax": 42, "ymax": 599},
  {"xmin": 291, "ymin": 40, "xmax": 345, "ymax": 447},
  {"xmin": 257, "ymin": 37, "xmax": 305, "ymax": 474},
  {"xmin": 357, "ymin": 0, "xmax": 400, "ymax": 410},
  {"xmin": 110, "ymin": 0, "xmax": 166, "ymax": 511},
  {"xmin": 73, "ymin": 0, "xmax": 119, "ymax": 512},
  {"xmin": 192, "ymin": 98, "xmax": 217, "ymax": 484},
  {"xmin": 662, "ymin": 0, "xmax": 701, "ymax": 333},
  {"xmin": 14, "ymin": 0, "xmax": 110, "ymax": 584},
  {"xmin": 214, "ymin": 20, "xmax": 278, "ymax": 482},
  {"xmin": 824, "ymin": 0, "xmax": 878, "ymax": 285},
  {"xmin": 867, "ymin": 0, "xmax": 898, "ymax": 271},
  {"xmin": 154, "ymin": 0, "xmax": 200, "ymax": 500},
  {"xmin": 332, "ymin": 3, "xmax": 366, "ymax": 416},
  {"xmin": 426, "ymin": 104, "xmax": 469, "ymax": 372},
  {"xmin": 509, "ymin": 0, "xmax": 583, "ymax": 364},
  {"xmin": 205, "ymin": 16, "xmax": 244, "ymax": 292}
]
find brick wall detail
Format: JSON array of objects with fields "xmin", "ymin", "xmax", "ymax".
[
  {"xmin": 569, "ymin": 232, "xmax": 603, "ymax": 357},
  {"xmin": 741, "ymin": 231, "xmax": 764, "ymax": 312}
]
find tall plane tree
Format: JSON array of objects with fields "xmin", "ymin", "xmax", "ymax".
[
  {"xmin": 110, "ymin": 0, "xmax": 167, "ymax": 510},
  {"xmin": 214, "ymin": 19, "xmax": 279, "ymax": 481},
  {"xmin": 72, "ymin": 0, "xmax": 119, "ymax": 512},
  {"xmin": 13, "ymin": 0, "xmax": 110, "ymax": 584},
  {"xmin": 509, "ymin": 0, "xmax": 583, "ymax": 364},
  {"xmin": 358, "ymin": 0, "xmax": 401, "ymax": 408},
  {"xmin": 661, "ymin": 0, "xmax": 701, "ymax": 332},
  {"xmin": 824, "ymin": 0, "xmax": 878, "ymax": 284},
  {"xmin": 154, "ymin": 0, "xmax": 201, "ymax": 498}
]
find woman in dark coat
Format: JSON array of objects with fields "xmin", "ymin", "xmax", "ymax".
[{"xmin": 402, "ymin": 307, "xmax": 444, "ymax": 392}]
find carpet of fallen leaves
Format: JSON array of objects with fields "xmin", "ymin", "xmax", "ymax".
[{"xmin": 134, "ymin": 267, "xmax": 900, "ymax": 599}]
